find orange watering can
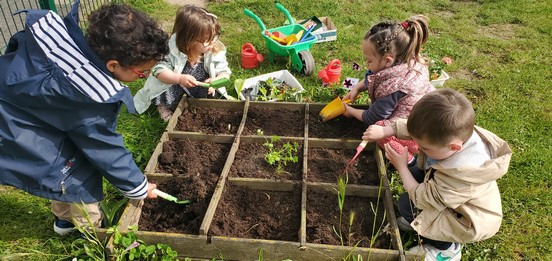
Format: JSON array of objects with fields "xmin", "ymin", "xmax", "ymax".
[
  {"xmin": 241, "ymin": 43, "xmax": 264, "ymax": 69},
  {"xmin": 318, "ymin": 59, "xmax": 342, "ymax": 85}
]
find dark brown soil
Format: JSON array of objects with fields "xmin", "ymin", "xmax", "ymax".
[
  {"xmin": 140, "ymin": 102, "xmax": 393, "ymax": 250},
  {"xmin": 139, "ymin": 176, "xmax": 220, "ymax": 234},
  {"xmin": 175, "ymin": 106, "xmax": 243, "ymax": 134},
  {"xmin": 242, "ymin": 107, "xmax": 304, "ymax": 136},
  {"xmin": 306, "ymin": 189, "xmax": 391, "ymax": 249},
  {"xmin": 209, "ymin": 183, "xmax": 301, "ymax": 242},
  {"xmin": 156, "ymin": 139, "xmax": 231, "ymax": 176},
  {"xmin": 307, "ymin": 148, "xmax": 380, "ymax": 185},
  {"xmin": 230, "ymin": 141, "xmax": 303, "ymax": 180},
  {"xmin": 308, "ymin": 110, "xmax": 367, "ymax": 139},
  {"xmin": 140, "ymin": 140, "xmax": 229, "ymax": 234}
]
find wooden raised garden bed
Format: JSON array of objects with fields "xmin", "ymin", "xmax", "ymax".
[{"xmin": 114, "ymin": 98, "xmax": 422, "ymax": 260}]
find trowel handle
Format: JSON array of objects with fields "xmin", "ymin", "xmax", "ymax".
[
  {"xmin": 153, "ymin": 189, "xmax": 177, "ymax": 201},
  {"xmin": 358, "ymin": 140, "xmax": 369, "ymax": 149},
  {"xmin": 194, "ymin": 81, "xmax": 210, "ymax": 88}
]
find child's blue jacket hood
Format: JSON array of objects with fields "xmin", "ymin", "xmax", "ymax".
[{"xmin": 0, "ymin": 1, "xmax": 148, "ymax": 203}]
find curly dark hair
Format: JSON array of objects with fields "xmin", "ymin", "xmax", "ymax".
[{"xmin": 86, "ymin": 3, "xmax": 169, "ymax": 67}]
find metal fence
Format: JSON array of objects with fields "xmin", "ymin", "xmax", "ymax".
[{"xmin": 1, "ymin": 0, "xmax": 111, "ymax": 53}]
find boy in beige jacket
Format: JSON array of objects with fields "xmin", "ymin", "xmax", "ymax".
[{"xmin": 363, "ymin": 88, "xmax": 512, "ymax": 261}]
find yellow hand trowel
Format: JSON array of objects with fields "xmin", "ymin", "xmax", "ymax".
[
  {"xmin": 285, "ymin": 30, "xmax": 304, "ymax": 46},
  {"xmin": 319, "ymin": 97, "xmax": 353, "ymax": 122}
]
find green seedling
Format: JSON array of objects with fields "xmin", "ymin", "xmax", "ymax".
[
  {"xmin": 334, "ymin": 175, "xmax": 348, "ymax": 246},
  {"xmin": 262, "ymin": 135, "xmax": 299, "ymax": 175}
]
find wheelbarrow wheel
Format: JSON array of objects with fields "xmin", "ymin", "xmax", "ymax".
[{"xmin": 298, "ymin": 50, "xmax": 315, "ymax": 76}]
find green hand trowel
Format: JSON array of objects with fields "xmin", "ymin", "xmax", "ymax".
[
  {"xmin": 195, "ymin": 77, "xmax": 232, "ymax": 88},
  {"xmin": 194, "ymin": 78, "xmax": 236, "ymax": 100},
  {"xmin": 153, "ymin": 189, "xmax": 190, "ymax": 204}
]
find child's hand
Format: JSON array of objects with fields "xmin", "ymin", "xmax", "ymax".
[
  {"xmin": 208, "ymin": 87, "xmax": 216, "ymax": 97},
  {"xmin": 363, "ymin": 125, "xmax": 395, "ymax": 141},
  {"xmin": 343, "ymin": 89, "xmax": 359, "ymax": 103},
  {"xmin": 146, "ymin": 182, "xmax": 158, "ymax": 199},
  {"xmin": 342, "ymin": 104, "xmax": 354, "ymax": 117},
  {"xmin": 179, "ymin": 74, "xmax": 198, "ymax": 88},
  {"xmin": 363, "ymin": 125, "xmax": 385, "ymax": 141},
  {"xmin": 384, "ymin": 144, "xmax": 409, "ymax": 169},
  {"xmin": 343, "ymin": 80, "xmax": 364, "ymax": 102}
]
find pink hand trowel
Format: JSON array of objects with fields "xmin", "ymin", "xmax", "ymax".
[{"xmin": 344, "ymin": 140, "xmax": 369, "ymax": 174}]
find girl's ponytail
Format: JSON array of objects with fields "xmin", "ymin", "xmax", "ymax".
[
  {"xmin": 366, "ymin": 15, "xmax": 430, "ymax": 68},
  {"xmin": 399, "ymin": 15, "xmax": 430, "ymax": 66}
]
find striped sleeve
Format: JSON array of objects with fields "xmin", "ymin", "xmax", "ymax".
[
  {"xmin": 29, "ymin": 11, "xmax": 125, "ymax": 102},
  {"xmin": 119, "ymin": 177, "xmax": 149, "ymax": 199}
]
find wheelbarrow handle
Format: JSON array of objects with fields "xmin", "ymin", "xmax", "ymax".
[
  {"xmin": 243, "ymin": 8, "xmax": 266, "ymax": 32},
  {"xmin": 275, "ymin": 3, "xmax": 294, "ymax": 25}
]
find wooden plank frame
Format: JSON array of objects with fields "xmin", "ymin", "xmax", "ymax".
[{"xmin": 112, "ymin": 97, "xmax": 423, "ymax": 260}]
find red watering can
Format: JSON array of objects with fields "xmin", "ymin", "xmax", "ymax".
[
  {"xmin": 318, "ymin": 59, "xmax": 342, "ymax": 85},
  {"xmin": 241, "ymin": 43, "xmax": 264, "ymax": 69}
]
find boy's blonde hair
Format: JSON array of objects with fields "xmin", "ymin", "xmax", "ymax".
[
  {"xmin": 172, "ymin": 5, "xmax": 223, "ymax": 61},
  {"xmin": 407, "ymin": 88, "xmax": 475, "ymax": 146},
  {"xmin": 365, "ymin": 15, "xmax": 429, "ymax": 67}
]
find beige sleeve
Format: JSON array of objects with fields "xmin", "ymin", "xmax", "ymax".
[{"xmin": 393, "ymin": 119, "xmax": 412, "ymax": 140}]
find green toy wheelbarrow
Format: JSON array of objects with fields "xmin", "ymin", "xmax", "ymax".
[{"xmin": 244, "ymin": 3, "xmax": 317, "ymax": 76}]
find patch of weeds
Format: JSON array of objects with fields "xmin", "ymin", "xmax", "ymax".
[
  {"xmin": 110, "ymin": 226, "xmax": 178, "ymax": 261},
  {"xmin": 100, "ymin": 197, "xmax": 128, "ymax": 228}
]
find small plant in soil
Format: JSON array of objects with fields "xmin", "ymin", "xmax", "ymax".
[
  {"xmin": 258, "ymin": 130, "xmax": 299, "ymax": 175},
  {"xmin": 423, "ymin": 53, "xmax": 452, "ymax": 80},
  {"xmin": 334, "ymin": 174, "xmax": 348, "ymax": 246},
  {"xmin": 255, "ymin": 77, "xmax": 299, "ymax": 102}
]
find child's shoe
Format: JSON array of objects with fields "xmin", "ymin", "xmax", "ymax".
[
  {"xmin": 397, "ymin": 216, "xmax": 414, "ymax": 231},
  {"xmin": 53, "ymin": 217, "xmax": 75, "ymax": 236},
  {"xmin": 409, "ymin": 242, "xmax": 462, "ymax": 261},
  {"xmin": 157, "ymin": 105, "xmax": 173, "ymax": 122}
]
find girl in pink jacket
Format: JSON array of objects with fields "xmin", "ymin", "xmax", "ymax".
[{"xmin": 343, "ymin": 15, "xmax": 435, "ymax": 164}]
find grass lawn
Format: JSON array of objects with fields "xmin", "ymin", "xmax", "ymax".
[{"xmin": 1, "ymin": 0, "xmax": 550, "ymax": 260}]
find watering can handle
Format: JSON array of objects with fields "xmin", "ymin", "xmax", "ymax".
[
  {"xmin": 275, "ymin": 3, "xmax": 294, "ymax": 25},
  {"xmin": 244, "ymin": 8, "xmax": 266, "ymax": 32},
  {"xmin": 242, "ymin": 43, "xmax": 255, "ymax": 52},
  {"xmin": 328, "ymin": 59, "xmax": 341, "ymax": 69}
]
